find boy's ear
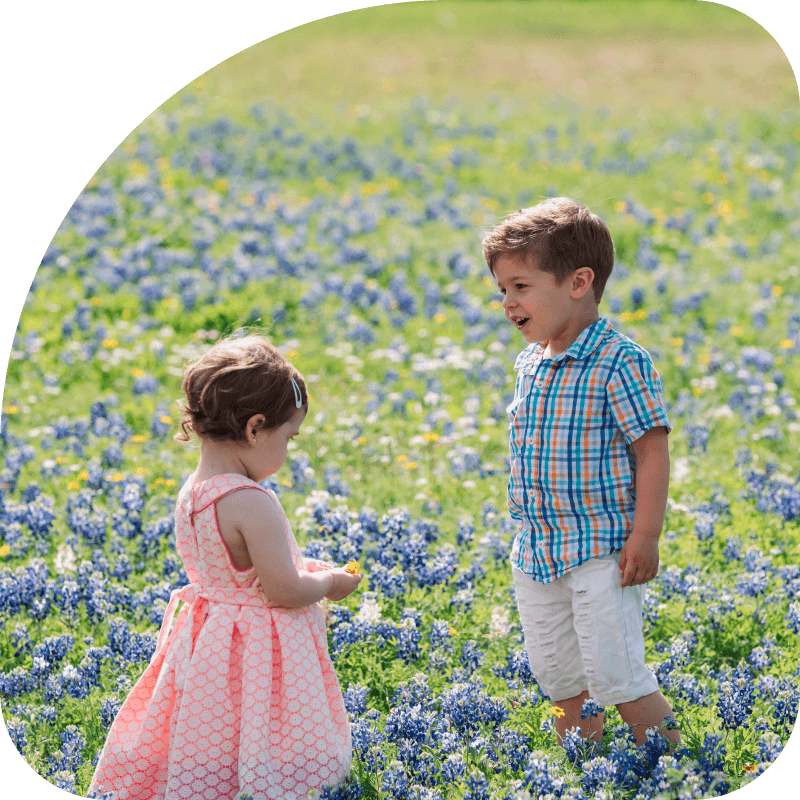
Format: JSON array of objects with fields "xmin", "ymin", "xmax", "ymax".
[{"xmin": 571, "ymin": 268, "xmax": 595, "ymax": 298}]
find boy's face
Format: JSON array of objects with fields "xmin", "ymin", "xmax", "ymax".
[{"xmin": 493, "ymin": 253, "xmax": 576, "ymax": 345}]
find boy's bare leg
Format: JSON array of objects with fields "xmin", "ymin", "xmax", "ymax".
[
  {"xmin": 615, "ymin": 690, "xmax": 681, "ymax": 746},
  {"xmin": 554, "ymin": 689, "xmax": 605, "ymax": 745}
]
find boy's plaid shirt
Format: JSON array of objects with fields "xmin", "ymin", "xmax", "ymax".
[{"xmin": 507, "ymin": 318, "xmax": 671, "ymax": 583}]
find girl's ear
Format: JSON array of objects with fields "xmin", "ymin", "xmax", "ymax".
[{"xmin": 246, "ymin": 414, "xmax": 267, "ymax": 441}]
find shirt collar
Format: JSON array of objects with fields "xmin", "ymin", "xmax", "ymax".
[
  {"xmin": 514, "ymin": 318, "xmax": 611, "ymax": 371},
  {"xmin": 550, "ymin": 317, "xmax": 611, "ymax": 363}
]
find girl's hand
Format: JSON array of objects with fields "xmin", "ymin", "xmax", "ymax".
[
  {"xmin": 304, "ymin": 557, "xmax": 335, "ymax": 573},
  {"xmin": 325, "ymin": 568, "xmax": 362, "ymax": 601}
]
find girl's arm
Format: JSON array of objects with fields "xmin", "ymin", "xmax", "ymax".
[{"xmin": 217, "ymin": 490, "xmax": 358, "ymax": 607}]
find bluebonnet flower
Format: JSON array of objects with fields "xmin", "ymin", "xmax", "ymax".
[
  {"xmin": 429, "ymin": 619, "xmax": 456, "ymax": 653},
  {"xmin": 23, "ymin": 495, "xmax": 56, "ymax": 538},
  {"xmin": 381, "ymin": 760, "xmax": 411, "ymax": 800},
  {"xmin": 6, "ymin": 717, "xmax": 28, "ymax": 754},
  {"xmin": 393, "ymin": 674, "xmax": 432, "ymax": 707},
  {"xmin": 450, "ymin": 588, "xmax": 474, "ymax": 611},
  {"xmin": 581, "ymin": 698, "xmax": 603, "ymax": 720},
  {"xmin": 351, "ymin": 714, "xmax": 386, "ymax": 772},
  {"xmin": 786, "ymin": 602, "xmax": 800, "ymax": 634},
  {"xmin": 397, "ymin": 610, "xmax": 423, "ymax": 663},
  {"xmin": 460, "ymin": 639, "xmax": 484, "ymax": 674},
  {"xmin": 343, "ymin": 683, "xmax": 368, "ymax": 717},
  {"xmin": 693, "ymin": 512, "xmax": 715, "ymax": 541},
  {"xmin": 324, "ymin": 466, "xmax": 351, "ymax": 497},
  {"xmin": 757, "ymin": 730, "xmax": 784, "ymax": 762},
  {"xmin": 52, "ymin": 772, "xmax": 78, "ymax": 792},
  {"xmin": 107, "ymin": 618, "xmax": 157, "ymax": 664},
  {"xmin": 771, "ymin": 687, "xmax": 798, "ymax": 730},
  {"xmin": 464, "ymin": 769, "xmax": 490, "ymax": 800},
  {"xmin": 47, "ymin": 724, "xmax": 86, "ymax": 776},
  {"xmin": 717, "ymin": 669, "xmax": 756, "ymax": 730},
  {"xmin": 61, "ymin": 663, "xmax": 91, "ymax": 700},
  {"xmin": 314, "ymin": 776, "xmax": 363, "ymax": 800},
  {"xmin": 100, "ymin": 697, "xmax": 122, "ymax": 728},
  {"xmin": 456, "ymin": 517, "xmax": 474, "ymax": 546},
  {"xmin": 10, "ymin": 623, "xmax": 33, "ymax": 656},
  {"xmin": 521, "ymin": 754, "xmax": 567, "ymax": 796},
  {"xmin": 367, "ymin": 562, "xmax": 407, "ymax": 598},
  {"xmin": 440, "ymin": 752, "xmax": 466, "ymax": 782},
  {"xmin": 0, "ymin": 666, "xmax": 35, "ymax": 699},
  {"xmin": 683, "ymin": 423, "xmax": 709, "ymax": 453}
]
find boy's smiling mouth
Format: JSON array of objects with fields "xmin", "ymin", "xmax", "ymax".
[{"xmin": 510, "ymin": 314, "xmax": 530, "ymax": 330}]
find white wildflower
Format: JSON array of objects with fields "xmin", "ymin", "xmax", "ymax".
[{"xmin": 490, "ymin": 606, "xmax": 511, "ymax": 637}]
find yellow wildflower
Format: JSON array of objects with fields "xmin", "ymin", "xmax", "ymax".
[
  {"xmin": 423, "ymin": 432, "xmax": 439, "ymax": 443},
  {"xmin": 111, "ymin": 473, "xmax": 124, "ymax": 482},
  {"xmin": 67, "ymin": 481, "xmax": 81, "ymax": 491},
  {"xmin": 0, "ymin": 544, "xmax": 10, "ymax": 558},
  {"xmin": 102, "ymin": 338, "xmax": 118, "ymax": 349},
  {"xmin": 5, "ymin": 406, "xmax": 19, "ymax": 414},
  {"xmin": 345, "ymin": 560, "xmax": 361, "ymax": 575},
  {"xmin": 553, "ymin": 706, "xmax": 566, "ymax": 718}
]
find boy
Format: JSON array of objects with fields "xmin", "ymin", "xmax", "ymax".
[{"xmin": 482, "ymin": 197, "xmax": 680, "ymax": 748}]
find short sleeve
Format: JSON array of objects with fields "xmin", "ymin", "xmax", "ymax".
[{"xmin": 606, "ymin": 348, "xmax": 672, "ymax": 444}]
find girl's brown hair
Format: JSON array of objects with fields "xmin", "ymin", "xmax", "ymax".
[
  {"xmin": 175, "ymin": 334, "xmax": 308, "ymax": 442},
  {"xmin": 482, "ymin": 197, "xmax": 615, "ymax": 303}
]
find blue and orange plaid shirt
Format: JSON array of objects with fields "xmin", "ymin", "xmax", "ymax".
[{"xmin": 507, "ymin": 318, "xmax": 671, "ymax": 583}]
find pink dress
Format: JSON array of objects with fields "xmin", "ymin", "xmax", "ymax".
[{"xmin": 89, "ymin": 473, "xmax": 352, "ymax": 800}]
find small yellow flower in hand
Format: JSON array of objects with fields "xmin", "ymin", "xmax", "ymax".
[{"xmin": 345, "ymin": 560, "xmax": 361, "ymax": 575}]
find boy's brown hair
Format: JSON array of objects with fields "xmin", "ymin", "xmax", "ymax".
[
  {"xmin": 482, "ymin": 197, "xmax": 614, "ymax": 303},
  {"xmin": 175, "ymin": 334, "xmax": 307, "ymax": 443}
]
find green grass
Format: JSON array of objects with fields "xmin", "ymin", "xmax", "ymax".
[{"xmin": 148, "ymin": 0, "xmax": 796, "ymax": 138}]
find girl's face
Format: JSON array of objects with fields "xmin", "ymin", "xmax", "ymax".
[{"xmin": 247, "ymin": 406, "xmax": 306, "ymax": 482}]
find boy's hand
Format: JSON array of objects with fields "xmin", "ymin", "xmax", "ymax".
[
  {"xmin": 325, "ymin": 568, "xmax": 362, "ymax": 601},
  {"xmin": 619, "ymin": 535, "xmax": 659, "ymax": 587}
]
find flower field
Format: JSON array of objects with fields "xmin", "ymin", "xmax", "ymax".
[{"xmin": 2, "ymin": 3, "xmax": 800, "ymax": 799}]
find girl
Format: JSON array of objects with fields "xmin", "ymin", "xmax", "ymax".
[{"xmin": 89, "ymin": 334, "xmax": 361, "ymax": 800}]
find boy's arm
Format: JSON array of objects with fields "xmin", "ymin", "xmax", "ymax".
[{"xmin": 619, "ymin": 426, "xmax": 670, "ymax": 588}]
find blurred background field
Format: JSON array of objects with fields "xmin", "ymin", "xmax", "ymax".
[
  {"xmin": 2, "ymin": 1, "xmax": 800, "ymax": 798},
  {"xmin": 167, "ymin": 0, "xmax": 796, "ymax": 124}
]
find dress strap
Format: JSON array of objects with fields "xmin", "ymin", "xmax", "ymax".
[{"xmin": 190, "ymin": 473, "xmax": 272, "ymax": 514}]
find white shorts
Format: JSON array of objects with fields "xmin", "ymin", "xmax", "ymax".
[{"xmin": 512, "ymin": 552, "xmax": 659, "ymax": 707}]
